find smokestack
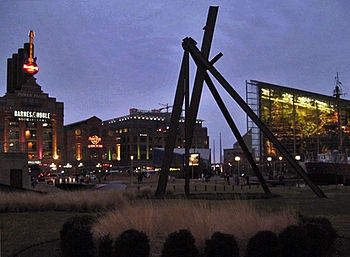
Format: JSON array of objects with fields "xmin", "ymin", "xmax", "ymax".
[
  {"xmin": 16, "ymin": 48, "xmax": 24, "ymax": 90},
  {"xmin": 7, "ymin": 58, "xmax": 13, "ymax": 93}
]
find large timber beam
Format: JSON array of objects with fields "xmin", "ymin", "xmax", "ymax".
[
  {"xmin": 203, "ymin": 73, "xmax": 271, "ymax": 194},
  {"xmin": 156, "ymin": 6, "xmax": 219, "ymax": 197},
  {"xmin": 155, "ymin": 52, "xmax": 188, "ymax": 196},
  {"xmin": 182, "ymin": 37, "xmax": 327, "ymax": 198}
]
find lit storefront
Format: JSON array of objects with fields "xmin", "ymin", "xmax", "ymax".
[
  {"xmin": 64, "ymin": 116, "xmax": 118, "ymax": 174},
  {"xmin": 0, "ymin": 31, "xmax": 64, "ymax": 168}
]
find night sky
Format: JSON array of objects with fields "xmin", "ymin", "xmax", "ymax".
[{"xmin": 1, "ymin": 1, "xmax": 349, "ymax": 160}]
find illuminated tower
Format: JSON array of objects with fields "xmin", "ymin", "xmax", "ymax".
[
  {"xmin": 7, "ymin": 31, "xmax": 39, "ymax": 93},
  {"xmin": 1, "ymin": 31, "xmax": 63, "ymax": 167}
]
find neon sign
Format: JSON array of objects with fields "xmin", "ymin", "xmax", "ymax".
[
  {"xmin": 88, "ymin": 135, "xmax": 103, "ymax": 148},
  {"xmin": 23, "ymin": 63, "xmax": 39, "ymax": 74},
  {"xmin": 23, "ymin": 31, "xmax": 39, "ymax": 75}
]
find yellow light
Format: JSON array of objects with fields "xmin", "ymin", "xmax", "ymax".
[
  {"xmin": 53, "ymin": 155, "xmax": 59, "ymax": 160},
  {"xmin": 234, "ymin": 156, "xmax": 241, "ymax": 162},
  {"xmin": 117, "ymin": 144, "xmax": 121, "ymax": 161}
]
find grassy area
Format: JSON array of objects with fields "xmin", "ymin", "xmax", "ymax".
[
  {"xmin": 1, "ymin": 184, "xmax": 350, "ymax": 257},
  {"xmin": 93, "ymin": 200, "xmax": 296, "ymax": 256}
]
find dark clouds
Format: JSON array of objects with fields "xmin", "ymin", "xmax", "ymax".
[{"xmin": 0, "ymin": 0, "xmax": 349, "ymax": 160}]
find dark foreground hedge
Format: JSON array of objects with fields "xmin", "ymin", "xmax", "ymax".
[
  {"xmin": 60, "ymin": 215, "xmax": 338, "ymax": 257},
  {"xmin": 60, "ymin": 215, "xmax": 95, "ymax": 257}
]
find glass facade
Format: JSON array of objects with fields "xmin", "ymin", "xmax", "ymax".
[{"xmin": 247, "ymin": 80, "xmax": 350, "ymax": 164}]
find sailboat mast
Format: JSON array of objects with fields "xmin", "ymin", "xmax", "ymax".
[{"xmin": 333, "ymin": 72, "xmax": 343, "ymax": 155}]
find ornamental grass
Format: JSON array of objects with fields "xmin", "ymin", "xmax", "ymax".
[{"xmin": 93, "ymin": 200, "xmax": 296, "ymax": 256}]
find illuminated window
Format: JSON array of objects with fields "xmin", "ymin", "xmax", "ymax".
[{"xmin": 25, "ymin": 130, "xmax": 31, "ymax": 139}]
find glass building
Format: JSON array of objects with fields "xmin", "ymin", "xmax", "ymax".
[{"xmin": 246, "ymin": 80, "xmax": 350, "ymax": 166}]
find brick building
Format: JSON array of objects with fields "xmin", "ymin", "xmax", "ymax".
[
  {"xmin": 0, "ymin": 32, "xmax": 64, "ymax": 169},
  {"xmin": 103, "ymin": 108, "xmax": 209, "ymax": 169}
]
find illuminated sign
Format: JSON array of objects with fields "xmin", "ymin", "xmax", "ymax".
[
  {"xmin": 14, "ymin": 110, "xmax": 50, "ymax": 121},
  {"xmin": 88, "ymin": 135, "xmax": 103, "ymax": 148},
  {"xmin": 189, "ymin": 153, "xmax": 200, "ymax": 166},
  {"xmin": 23, "ymin": 63, "xmax": 39, "ymax": 74},
  {"xmin": 23, "ymin": 31, "xmax": 39, "ymax": 75}
]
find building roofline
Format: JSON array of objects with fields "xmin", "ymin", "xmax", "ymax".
[
  {"xmin": 249, "ymin": 80, "xmax": 350, "ymax": 105},
  {"xmin": 64, "ymin": 116, "xmax": 101, "ymax": 127}
]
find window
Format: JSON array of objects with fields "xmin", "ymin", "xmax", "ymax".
[{"xmin": 8, "ymin": 129, "xmax": 19, "ymax": 139}]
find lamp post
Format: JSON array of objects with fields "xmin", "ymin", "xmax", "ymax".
[
  {"xmin": 234, "ymin": 156, "xmax": 241, "ymax": 176},
  {"xmin": 267, "ymin": 156, "xmax": 272, "ymax": 179},
  {"xmin": 278, "ymin": 156, "xmax": 283, "ymax": 174},
  {"xmin": 228, "ymin": 162, "xmax": 232, "ymax": 176},
  {"xmin": 130, "ymin": 155, "xmax": 134, "ymax": 184}
]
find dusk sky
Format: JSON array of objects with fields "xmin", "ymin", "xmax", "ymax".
[{"xmin": 1, "ymin": 1, "xmax": 349, "ymax": 160}]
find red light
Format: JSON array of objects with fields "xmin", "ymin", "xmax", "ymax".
[{"xmin": 23, "ymin": 63, "xmax": 39, "ymax": 75}]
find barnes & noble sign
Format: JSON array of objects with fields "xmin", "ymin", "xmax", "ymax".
[{"xmin": 14, "ymin": 110, "xmax": 51, "ymax": 121}]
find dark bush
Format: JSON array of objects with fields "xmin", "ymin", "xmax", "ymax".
[
  {"xmin": 279, "ymin": 225, "xmax": 310, "ymax": 257},
  {"xmin": 245, "ymin": 230, "xmax": 281, "ymax": 257},
  {"xmin": 161, "ymin": 229, "xmax": 199, "ymax": 257},
  {"xmin": 114, "ymin": 229, "xmax": 150, "ymax": 257},
  {"xmin": 299, "ymin": 215, "xmax": 338, "ymax": 255},
  {"xmin": 60, "ymin": 215, "xmax": 95, "ymax": 257},
  {"xmin": 98, "ymin": 234, "xmax": 114, "ymax": 257},
  {"xmin": 302, "ymin": 223, "xmax": 330, "ymax": 257},
  {"xmin": 204, "ymin": 232, "xmax": 239, "ymax": 257}
]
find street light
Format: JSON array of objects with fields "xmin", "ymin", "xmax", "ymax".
[
  {"xmin": 267, "ymin": 156, "xmax": 273, "ymax": 179},
  {"xmin": 234, "ymin": 156, "xmax": 241, "ymax": 175},
  {"xmin": 278, "ymin": 156, "xmax": 283, "ymax": 174},
  {"xmin": 130, "ymin": 155, "xmax": 134, "ymax": 174},
  {"xmin": 129, "ymin": 155, "xmax": 134, "ymax": 185}
]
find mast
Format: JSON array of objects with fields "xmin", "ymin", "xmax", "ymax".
[
  {"xmin": 219, "ymin": 132, "xmax": 223, "ymax": 172},
  {"xmin": 333, "ymin": 72, "xmax": 343, "ymax": 155},
  {"xmin": 213, "ymin": 139, "xmax": 216, "ymax": 171}
]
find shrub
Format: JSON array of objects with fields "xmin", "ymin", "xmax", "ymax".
[
  {"xmin": 98, "ymin": 234, "xmax": 114, "ymax": 257},
  {"xmin": 161, "ymin": 229, "xmax": 199, "ymax": 257},
  {"xmin": 245, "ymin": 230, "xmax": 281, "ymax": 257},
  {"xmin": 114, "ymin": 229, "xmax": 150, "ymax": 257},
  {"xmin": 279, "ymin": 225, "xmax": 310, "ymax": 257},
  {"xmin": 60, "ymin": 215, "xmax": 95, "ymax": 257},
  {"xmin": 299, "ymin": 215, "xmax": 337, "ymax": 255},
  {"xmin": 302, "ymin": 223, "xmax": 330, "ymax": 257},
  {"xmin": 204, "ymin": 232, "xmax": 239, "ymax": 257}
]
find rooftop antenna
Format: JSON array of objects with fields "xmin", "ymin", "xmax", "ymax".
[
  {"xmin": 159, "ymin": 103, "xmax": 173, "ymax": 113},
  {"xmin": 333, "ymin": 72, "xmax": 343, "ymax": 98},
  {"xmin": 333, "ymin": 72, "xmax": 344, "ymax": 153}
]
